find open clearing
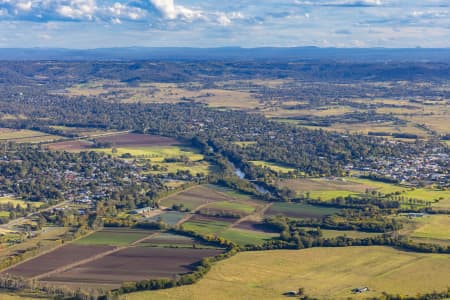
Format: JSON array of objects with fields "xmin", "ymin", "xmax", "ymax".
[
  {"xmin": 94, "ymin": 133, "xmax": 181, "ymax": 147},
  {"xmin": 46, "ymin": 140, "xmax": 92, "ymax": 152},
  {"xmin": 218, "ymin": 228, "xmax": 278, "ymax": 246},
  {"xmin": 265, "ymin": 203, "xmax": 340, "ymax": 219},
  {"xmin": 146, "ymin": 211, "xmax": 188, "ymax": 226},
  {"xmin": 182, "ymin": 215, "xmax": 234, "ymax": 235},
  {"xmin": 277, "ymin": 178, "xmax": 370, "ymax": 200},
  {"xmin": 42, "ymin": 247, "xmax": 223, "ymax": 288},
  {"xmin": 73, "ymin": 228, "xmax": 154, "ymax": 246},
  {"xmin": 200, "ymin": 200, "xmax": 258, "ymax": 216},
  {"xmin": 122, "ymin": 246, "xmax": 450, "ymax": 300},
  {"xmin": 250, "ymin": 161, "xmax": 296, "ymax": 173},
  {"xmin": 159, "ymin": 185, "xmax": 232, "ymax": 210},
  {"xmin": 0, "ymin": 196, "xmax": 43, "ymax": 208},
  {"xmin": 2, "ymin": 244, "xmax": 114, "ymax": 278},
  {"xmin": 0, "ymin": 128, "xmax": 61, "ymax": 143},
  {"xmin": 400, "ymin": 214, "xmax": 450, "ymax": 245}
]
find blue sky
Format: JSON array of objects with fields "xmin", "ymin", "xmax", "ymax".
[{"xmin": 0, "ymin": 0, "xmax": 448, "ymax": 48}]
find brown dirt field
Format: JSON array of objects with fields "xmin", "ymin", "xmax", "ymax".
[
  {"xmin": 42, "ymin": 247, "xmax": 222, "ymax": 287},
  {"xmin": 46, "ymin": 140, "xmax": 93, "ymax": 151},
  {"xmin": 95, "ymin": 133, "xmax": 180, "ymax": 147},
  {"xmin": 160, "ymin": 185, "xmax": 233, "ymax": 210},
  {"xmin": 234, "ymin": 221, "xmax": 279, "ymax": 233},
  {"xmin": 2, "ymin": 244, "xmax": 114, "ymax": 278}
]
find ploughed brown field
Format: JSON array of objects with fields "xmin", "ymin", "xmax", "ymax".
[
  {"xmin": 41, "ymin": 247, "xmax": 222, "ymax": 287},
  {"xmin": 94, "ymin": 133, "xmax": 181, "ymax": 147},
  {"xmin": 46, "ymin": 140, "xmax": 93, "ymax": 151},
  {"xmin": 2, "ymin": 244, "xmax": 114, "ymax": 278}
]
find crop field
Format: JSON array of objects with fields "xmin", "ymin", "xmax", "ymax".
[
  {"xmin": 182, "ymin": 215, "xmax": 234, "ymax": 235},
  {"xmin": 139, "ymin": 232, "xmax": 197, "ymax": 247},
  {"xmin": 146, "ymin": 211, "xmax": 187, "ymax": 226},
  {"xmin": 0, "ymin": 128, "xmax": 62, "ymax": 143},
  {"xmin": 123, "ymin": 246, "xmax": 450, "ymax": 300},
  {"xmin": 265, "ymin": 203, "xmax": 340, "ymax": 219},
  {"xmin": 201, "ymin": 200, "xmax": 257, "ymax": 216},
  {"xmin": 42, "ymin": 247, "xmax": 223, "ymax": 288},
  {"xmin": 219, "ymin": 228, "xmax": 278, "ymax": 246},
  {"xmin": 2, "ymin": 244, "xmax": 114, "ymax": 278},
  {"xmin": 73, "ymin": 228, "xmax": 154, "ymax": 246},
  {"xmin": 159, "ymin": 185, "xmax": 232, "ymax": 210},
  {"xmin": 250, "ymin": 161, "xmax": 296, "ymax": 173},
  {"xmin": 46, "ymin": 140, "xmax": 93, "ymax": 152},
  {"xmin": 94, "ymin": 133, "xmax": 181, "ymax": 147}
]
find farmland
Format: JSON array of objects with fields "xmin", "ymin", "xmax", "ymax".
[
  {"xmin": 402, "ymin": 215, "xmax": 450, "ymax": 245},
  {"xmin": 0, "ymin": 128, "xmax": 62, "ymax": 143},
  {"xmin": 159, "ymin": 185, "xmax": 232, "ymax": 210},
  {"xmin": 219, "ymin": 228, "xmax": 278, "ymax": 246},
  {"xmin": 265, "ymin": 203, "xmax": 340, "ymax": 219},
  {"xmin": 250, "ymin": 161, "xmax": 296, "ymax": 173},
  {"xmin": 93, "ymin": 133, "xmax": 181, "ymax": 147},
  {"xmin": 1, "ymin": 227, "xmax": 223, "ymax": 290},
  {"xmin": 42, "ymin": 247, "xmax": 223, "ymax": 288},
  {"xmin": 182, "ymin": 215, "xmax": 233, "ymax": 236},
  {"xmin": 122, "ymin": 246, "xmax": 450, "ymax": 300},
  {"xmin": 73, "ymin": 228, "xmax": 155, "ymax": 246},
  {"xmin": 2, "ymin": 244, "xmax": 115, "ymax": 278}
]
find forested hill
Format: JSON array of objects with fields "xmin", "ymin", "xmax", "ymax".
[{"xmin": 0, "ymin": 47, "xmax": 449, "ymax": 62}]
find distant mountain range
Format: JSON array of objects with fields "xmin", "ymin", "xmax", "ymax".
[{"xmin": 0, "ymin": 47, "xmax": 449, "ymax": 62}]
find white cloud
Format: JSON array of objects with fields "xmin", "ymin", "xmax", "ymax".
[
  {"xmin": 149, "ymin": 0, "xmax": 203, "ymax": 21},
  {"xmin": 16, "ymin": 1, "xmax": 32, "ymax": 11},
  {"xmin": 56, "ymin": 0, "xmax": 97, "ymax": 20}
]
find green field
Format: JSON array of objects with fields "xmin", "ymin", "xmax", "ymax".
[
  {"xmin": 318, "ymin": 229, "xmax": 382, "ymax": 239},
  {"xmin": 204, "ymin": 201, "xmax": 256, "ymax": 214},
  {"xmin": 146, "ymin": 211, "xmax": 188, "ymax": 226},
  {"xmin": 207, "ymin": 185, "xmax": 258, "ymax": 201},
  {"xmin": 266, "ymin": 203, "xmax": 340, "ymax": 219},
  {"xmin": 408, "ymin": 215, "xmax": 450, "ymax": 243},
  {"xmin": 182, "ymin": 217, "xmax": 232, "ymax": 236},
  {"xmin": 95, "ymin": 146, "xmax": 204, "ymax": 162},
  {"xmin": 219, "ymin": 228, "xmax": 278, "ymax": 246},
  {"xmin": 73, "ymin": 228, "xmax": 153, "ymax": 246},
  {"xmin": 0, "ymin": 128, "xmax": 62, "ymax": 143},
  {"xmin": 0, "ymin": 196, "xmax": 43, "ymax": 208},
  {"xmin": 250, "ymin": 161, "xmax": 296, "ymax": 173},
  {"xmin": 277, "ymin": 178, "xmax": 370, "ymax": 200},
  {"xmin": 278, "ymin": 177, "xmax": 450, "ymax": 206},
  {"xmin": 121, "ymin": 246, "xmax": 450, "ymax": 300}
]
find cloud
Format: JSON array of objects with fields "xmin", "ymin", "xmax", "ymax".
[
  {"xmin": 56, "ymin": 0, "xmax": 97, "ymax": 20},
  {"xmin": 149, "ymin": 0, "xmax": 203, "ymax": 21},
  {"xmin": 295, "ymin": 0, "xmax": 383, "ymax": 7}
]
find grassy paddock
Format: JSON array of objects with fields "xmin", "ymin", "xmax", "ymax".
[
  {"xmin": 73, "ymin": 228, "xmax": 153, "ymax": 246},
  {"xmin": 120, "ymin": 246, "xmax": 450, "ymax": 300},
  {"xmin": 218, "ymin": 228, "xmax": 278, "ymax": 246},
  {"xmin": 250, "ymin": 161, "xmax": 296, "ymax": 173},
  {"xmin": 266, "ymin": 203, "xmax": 340, "ymax": 219}
]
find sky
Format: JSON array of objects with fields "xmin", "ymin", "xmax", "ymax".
[{"xmin": 0, "ymin": 0, "xmax": 448, "ymax": 48}]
